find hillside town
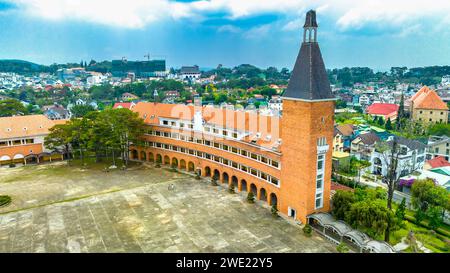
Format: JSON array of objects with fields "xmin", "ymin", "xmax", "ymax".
[{"xmin": 1, "ymin": 8, "xmax": 450, "ymax": 255}]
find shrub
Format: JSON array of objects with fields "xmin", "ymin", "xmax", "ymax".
[
  {"xmin": 247, "ymin": 192, "xmax": 255, "ymax": 203},
  {"xmin": 336, "ymin": 243, "xmax": 350, "ymax": 253},
  {"xmin": 0, "ymin": 195, "xmax": 12, "ymax": 207},
  {"xmin": 271, "ymin": 204, "xmax": 278, "ymax": 217},
  {"xmin": 228, "ymin": 183, "xmax": 235, "ymax": 194},
  {"xmin": 303, "ymin": 224, "xmax": 312, "ymax": 237},
  {"xmin": 211, "ymin": 176, "xmax": 218, "ymax": 186},
  {"xmin": 9, "ymin": 163, "xmax": 16, "ymax": 168}
]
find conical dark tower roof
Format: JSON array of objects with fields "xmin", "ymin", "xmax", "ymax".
[{"xmin": 283, "ymin": 10, "xmax": 334, "ymax": 101}]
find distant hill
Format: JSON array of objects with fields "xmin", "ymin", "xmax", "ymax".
[{"xmin": 0, "ymin": 59, "xmax": 51, "ymax": 73}]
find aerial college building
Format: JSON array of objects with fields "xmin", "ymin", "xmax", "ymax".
[{"xmin": 130, "ymin": 10, "xmax": 335, "ymax": 223}]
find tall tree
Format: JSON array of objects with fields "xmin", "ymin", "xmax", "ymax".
[{"xmin": 0, "ymin": 99, "xmax": 28, "ymax": 117}]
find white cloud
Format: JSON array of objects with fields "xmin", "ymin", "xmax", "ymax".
[
  {"xmin": 217, "ymin": 25, "xmax": 241, "ymax": 33},
  {"xmin": 243, "ymin": 24, "xmax": 272, "ymax": 39},
  {"xmin": 5, "ymin": 0, "xmax": 450, "ymax": 34}
]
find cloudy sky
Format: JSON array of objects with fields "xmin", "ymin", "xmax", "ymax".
[{"xmin": 1, "ymin": 0, "xmax": 450, "ymax": 70}]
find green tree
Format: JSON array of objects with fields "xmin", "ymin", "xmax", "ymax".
[
  {"xmin": 385, "ymin": 118, "xmax": 393, "ymax": 130},
  {"xmin": 331, "ymin": 190, "xmax": 355, "ymax": 220},
  {"xmin": 0, "ymin": 99, "xmax": 28, "ymax": 117},
  {"xmin": 411, "ymin": 179, "xmax": 449, "ymax": 228},
  {"xmin": 428, "ymin": 123, "xmax": 450, "ymax": 136},
  {"xmin": 346, "ymin": 199, "xmax": 395, "ymax": 238},
  {"xmin": 377, "ymin": 116, "xmax": 385, "ymax": 126},
  {"xmin": 71, "ymin": 104, "xmax": 96, "ymax": 118}
]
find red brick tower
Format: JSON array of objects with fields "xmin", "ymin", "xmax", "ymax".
[{"xmin": 279, "ymin": 10, "xmax": 336, "ymax": 223}]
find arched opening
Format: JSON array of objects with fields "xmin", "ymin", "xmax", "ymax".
[
  {"xmin": 259, "ymin": 188, "xmax": 267, "ymax": 202},
  {"xmin": 222, "ymin": 172, "xmax": 229, "ymax": 184},
  {"xmin": 140, "ymin": 151, "xmax": 147, "ymax": 161},
  {"xmin": 38, "ymin": 153, "xmax": 50, "ymax": 164},
  {"xmin": 0, "ymin": 155, "xmax": 12, "ymax": 166},
  {"xmin": 148, "ymin": 152, "xmax": 154, "ymax": 162},
  {"xmin": 13, "ymin": 154, "xmax": 24, "ymax": 164},
  {"xmin": 240, "ymin": 179, "xmax": 248, "ymax": 192},
  {"xmin": 269, "ymin": 193, "xmax": 278, "ymax": 208},
  {"xmin": 250, "ymin": 184, "xmax": 257, "ymax": 196},
  {"xmin": 24, "ymin": 155, "xmax": 37, "ymax": 165},
  {"xmin": 180, "ymin": 159, "xmax": 186, "ymax": 170},
  {"xmin": 164, "ymin": 155, "xmax": 170, "ymax": 165},
  {"xmin": 156, "ymin": 154, "xmax": 162, "ymax": 163},
  {"xmin": 231, "ymin": 176, "xmax": 238, "ymax": 189},
  {"xmin": 188, "ymin": 162, "xmax": 195, "ymax": 172},
  {"xmin": 213, "ymin": 169, "xmax": 220, "ymax": 180},
  {"xmin": 131, "ymin": 149, "xmax": 138, "ymax": 160},
  {"xmin": 171, "ymin": 157, "xmax": 178, "ymax": 168},
  {"xmin": 204, "ymin": 166, "xmax": 211, "ymax": 177}
]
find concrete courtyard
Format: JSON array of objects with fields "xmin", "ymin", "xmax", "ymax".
[{"xmin": 0, "ymin": 162, "xmax": 335, "ymax": 253}]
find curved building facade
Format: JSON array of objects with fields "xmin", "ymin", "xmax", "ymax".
[{"xmin": 130, "ymin": 10, "xmax": 335, "ymax": 223}]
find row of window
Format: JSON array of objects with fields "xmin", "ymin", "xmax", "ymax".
[
  {"xmin": 418, "ymin": 111, "xmax": 446, "ymax": 115},
  {"xmin": 144, "ymin": 141, "xmax": 280, "ymax": 187},
  {"xmin": 145, "ymin": 129, "xmax": 281, "ymax": 169},
  {"xmin": 418, "ymin": 117, "xmax": 446, "ymax": 123},
  {"xmin": 0, "ymin": 138, "xmax": 35, "ymax": 147},
  {"xmin": 315, "ymin": 154, "xmax": 325, "ymax": 209},
  {"xmin": 160, "ymin": 119, "xmax": 241, "ymax": 139}
]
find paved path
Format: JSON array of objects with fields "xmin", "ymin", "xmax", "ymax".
[{"xmin": 0, "ymin": 164, "xmax": 336, "ymax": 253}]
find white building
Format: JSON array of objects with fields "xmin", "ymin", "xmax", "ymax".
[
  {"xmin": 359, "ymin": 94, "xmax": 370, "ymax": 105},
  {"xmin": 442, "ymin": 75, "xmax": 450, "ymax": 86},
  {"xmin": 180, "ymin": 65, "xmax": 201, "ymax": 81},
  {"xmin": 371, "ymin": 136, "xmax": 426, "ymax": 179},
  {"xmin": 87, "ymin": 73, "xmax": 108, "ymax": 86}
]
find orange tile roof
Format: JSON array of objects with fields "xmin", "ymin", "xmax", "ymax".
[
  {"xmin": 412, "ymin": 86, "xmax": 449, "ymax": 110},
  {"xmin": 132, "ymin": 102, "xmax": 281, "ymax": 150},
  {"xmin": 426, "ymin": 156, "xmax": 450, "ymax": 169},
  {"xmin": 0, "ymin": 115, "xmax": 66, "ymax": 139}
]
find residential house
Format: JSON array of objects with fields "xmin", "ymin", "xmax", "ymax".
[
  {"xmin": 371, "ymin": 136, "xmax": 426, "ymax": 179},
  {"xmin": 333, "ymin": 128, "xmax": 344, "ymax": 152},
  {"xmin": 426, "ymin": 135, "xmax": 450, "ymax": 161},
  {"xmin": 268, "ymin": 96, "xmax": 282, "ymax": 112},
  {"xmin": 164, "ymin": 90, "xmax": 180, "ymax": 99},
  {"xmin": 366, "ymin": 103, "xmax": 399, "ymax": 121},
  {"xmin": 121, "ymin": 92, "xmax": 139, "ymax": 101},
  {"xmin": 113, "ymin": 102, "xmax": 136, "ymax": 110},
  {"xmin": 410, "ymin": 86, "xmax": 449, "ymax": 123},
  {"xmin": 350, "ymin": 132, "xmax": 380, "ymax": 161},
  {"xmin": 335, "ymin": 124, "xmax": 357, "ymax": 151},
  {"xmin": 423, "ymin": 156, "xmax": 450, "ymax": 170},
  {"xmin": 42, "ymin": 104, "xmax": 71, "ymax": 120}
]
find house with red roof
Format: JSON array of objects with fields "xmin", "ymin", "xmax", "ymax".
[
  {"xmin": 113, "ymin": 102, "xmax": 136, "ymax": 110},
  {"xmin": 366, "ymin": 103, "xmax": 399, "ymax": 121},
  {"xmin": 424, "ymin": 156, "xmax": 450, "ymax": 170}
]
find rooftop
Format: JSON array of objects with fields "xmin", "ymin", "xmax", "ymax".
[
  {"xmin": 411, "ymin": 86, "xmax": 449, "ymax": 110},
  {"xmin": 0, "ymin": 114, "xmax": 65, "ymax": 139},
  {"xmin": 426, "ymin": 156, "xmax": 450, "ymax": 169}
]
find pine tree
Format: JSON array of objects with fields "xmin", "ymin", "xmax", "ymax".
[
  {"xmin": 397, "ymin": 92, "xmax": 405, "ymax": 130},
  {"xmin": 385, "ymin": 118, "xmax": 393, "ymax": 130},
  {"xmin": 377, "ymin": 116, "xmax": 385, "ymax": 126}
]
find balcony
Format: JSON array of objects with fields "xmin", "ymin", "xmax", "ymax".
[{"xmin": 317, "ymin": 145, "xmax": 329, "ymax": 154}]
